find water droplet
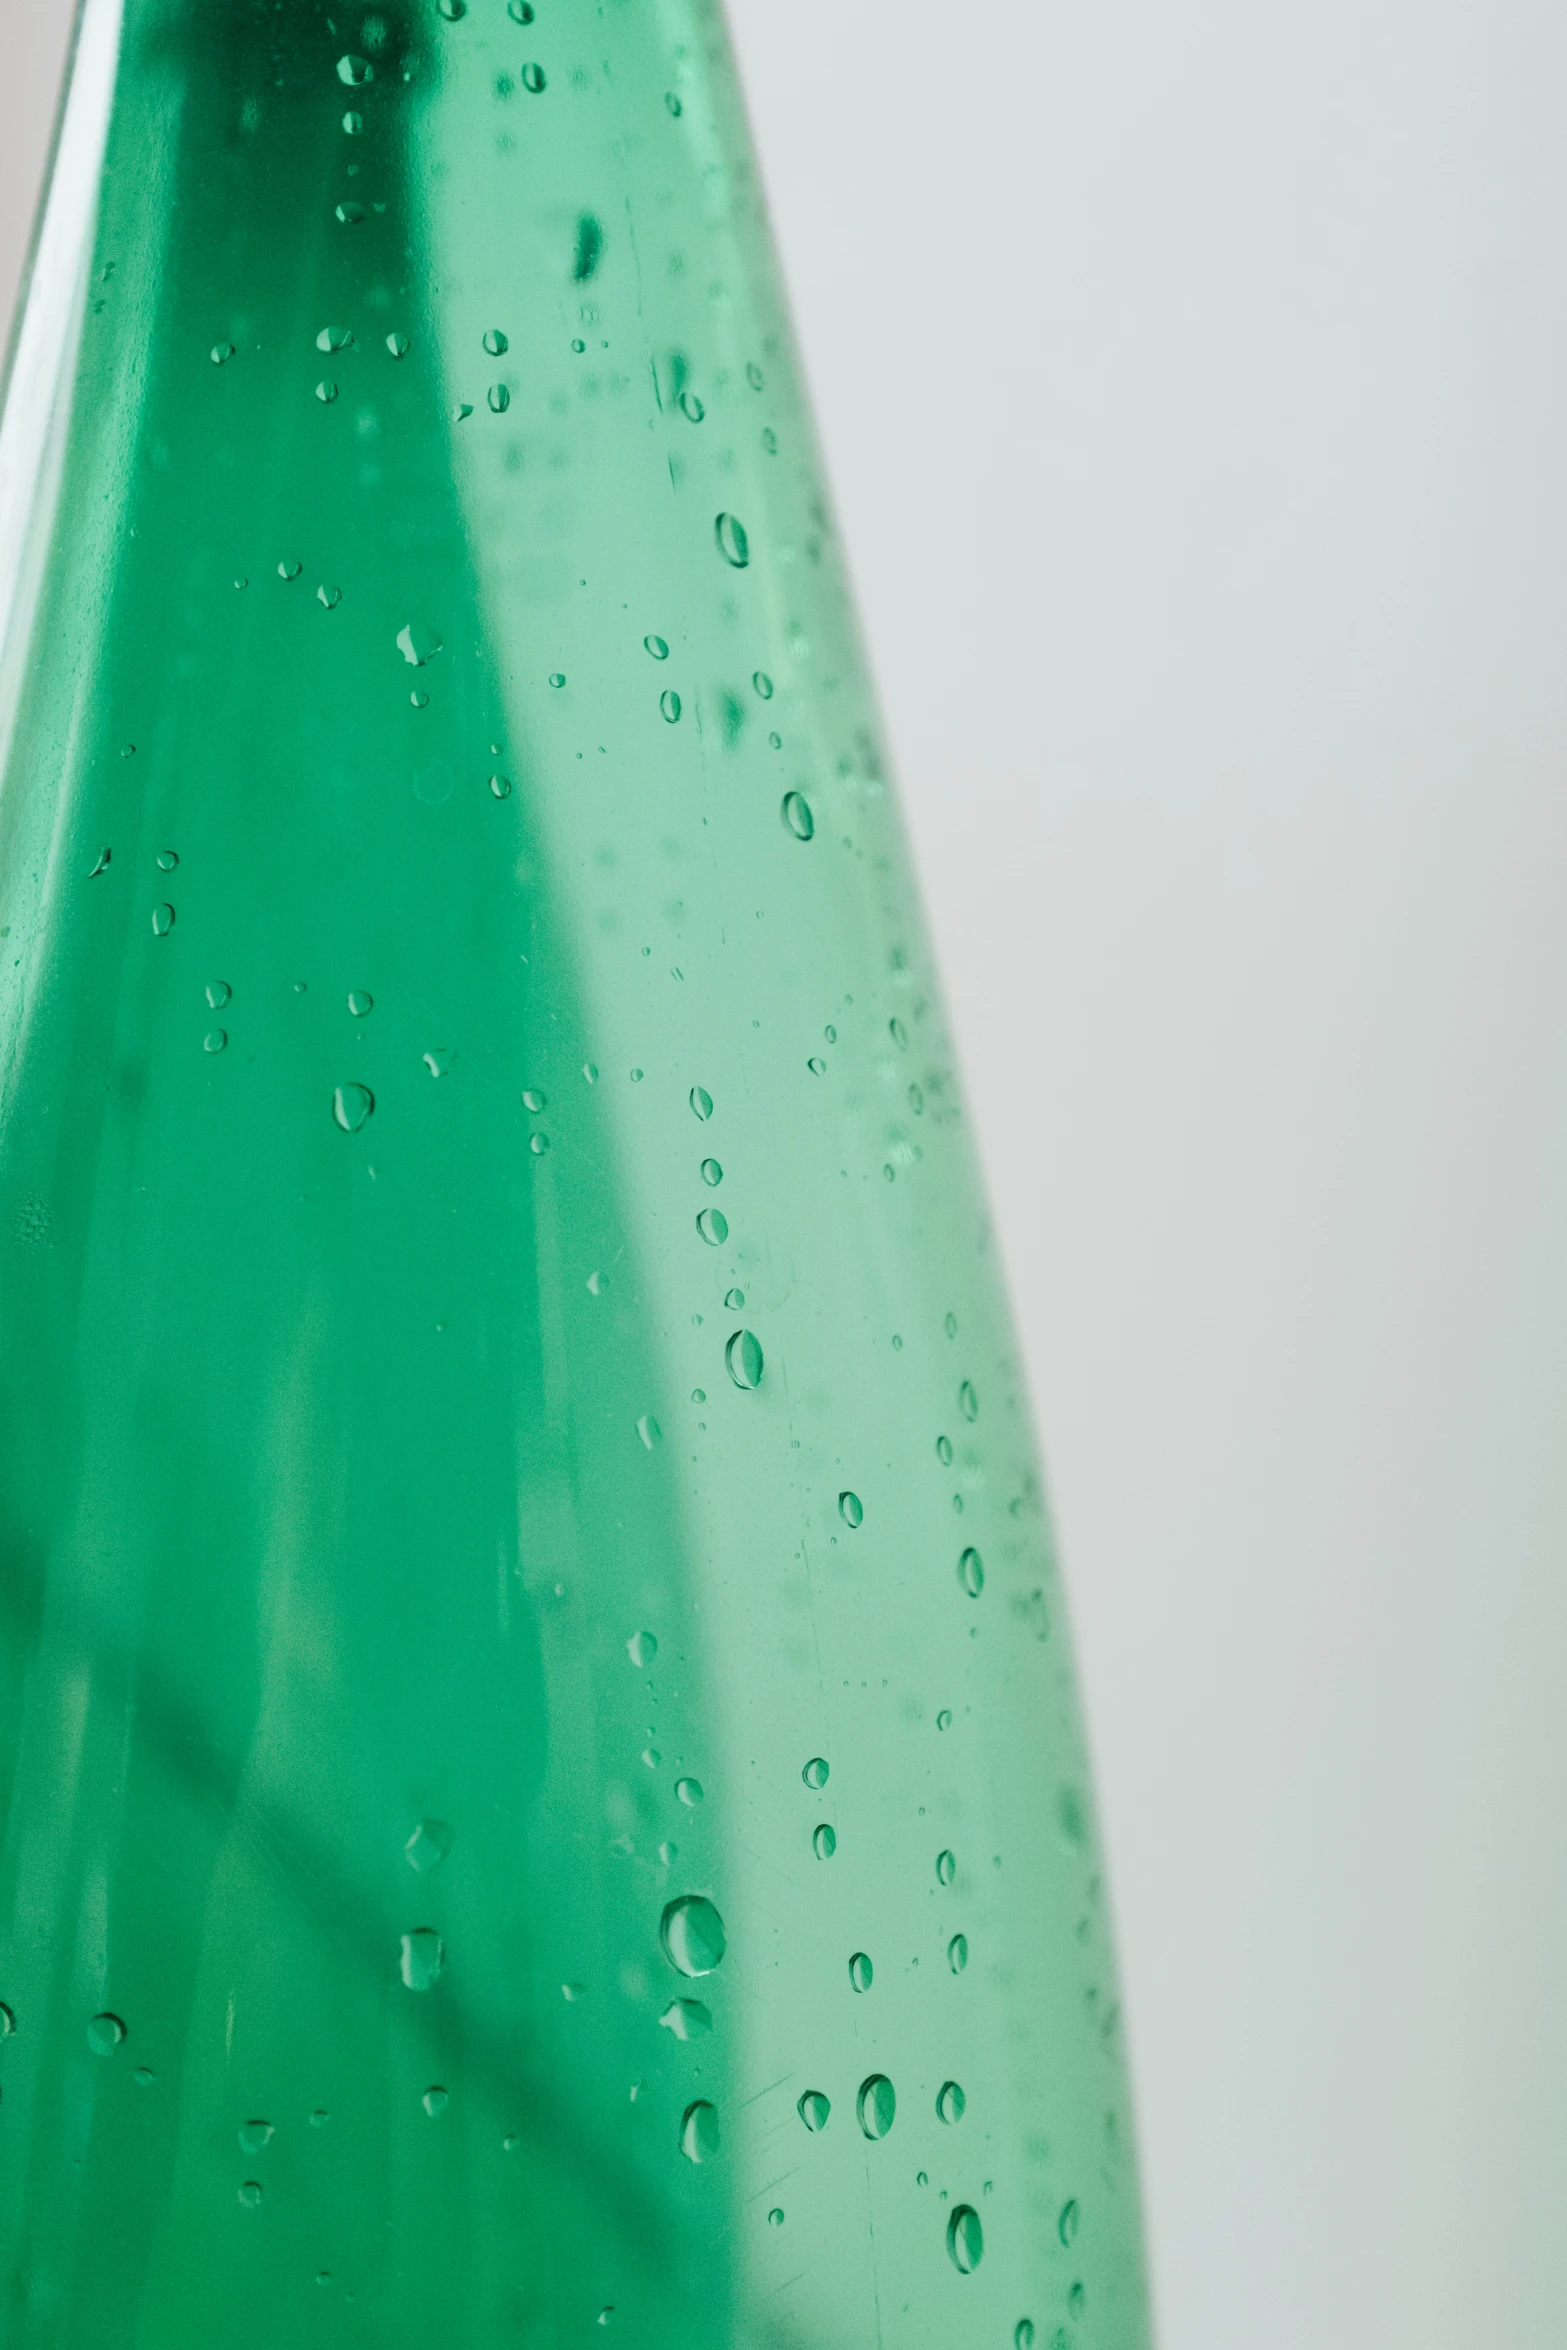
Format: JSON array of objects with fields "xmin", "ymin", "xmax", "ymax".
[
  {"xmin": 317, "ymin": 583, "xmax": 342, "ymax": 608},
  {"xmin": 948, "ymin": 1933, "xmax": 969, "ymax": 1973},
  {"xmin": 679, "ymin": 389, "xmax": 705, "ymax": 422},
  {"xmin": 660, "ymin": 689, "xmax": 682, "ymax": 724},
  {"xmin": 812, "ymin": 1823, "xmax": 836, "ymax": 1860},
  {"xmin": 399, "ymin": 1928, "xmax": 444, "ymax": 1990},
  {"xmin": 947, "ymin": 2205, "xmax": 984, "ymax": 2274},
  {"xmin": 752, "ymin": 670, "xmax": 774, "ymax": 699},
  {"xmin": 203, "ymin": 1029, "xmax": 227, "ymax": 1054},
  {"xmin": 937, "ymin": 1435, "xmax": 953, "ymax": 1465},
  {"xmin": 768, "ymin": 2207, "xmax": 784, "ymax": 2227},
  {"xmin": 0, "ymin": 2005, "xmax": 14, "ymax": 2037},
  {"xmin": 404, "ymin": 1819, "xmax": 452, "ymax": 1873},
  {"xmin": 422, "ymin": 2085, "xmax": 449, "ymax": 2115},
  {"xmin": 571, "ymin": 338, "xmax": 586, "ymax": 354},
  {"xmin": 627, "ymin": 1629, "xmax": 657, "ymax": 1667},
  {"xmin": 410, "ymin": 689, "xmax": 428, "ymax": 707},
  {"xmin": 238, "ymin": 2119, "xmax": 274, "ymax": 2154},
  {"xmin": 936, "ymin": 2079, "xmax": 966, "ymax": 2125},
  {"xmin": 665, "ymin": 90, "xmax": 682, "ymax": 115},
  {"xmin": 1015, "ymin": 2325, "xmax": 1037, "ymax": 2350},
  {"xmin": 88, "ymin": 846, "xmax": 111, "ymax": 876},
  {"xmin": 86, "ymin": 2013, "xmax": 125, "ymax": 2054},
  {"xmin": 278, "ymin": 557, "xmax": 302, "ymax": 579},
  {"xmin": 316, "ymin": 324, "xmax": 354, "ymax": 353},
  {"xmin": 386, "ymin": 331, "xmax": 409, "ymax": 358},
  {"xmin": 342, "ymin": 109, "xmax": 363, "ymax": 132},
  {"xmin": 597, "ymin": 2308, "xmax": 613, "ymax": 2327},
  {"xmin": 1058, "ymin": 2198, "xmax": 1080, "ymax": 2246},
  {"xmin": 151, "ymin": 903, "xmax": 175, "ymax": 936},
  {"xmin": 889, "ymin": 1017, "xmax": 908, "ymax": 1050},
  {"xmin": 397, "ymin": 620, "xmax": 442, "ymax": 666},
  {"xmin": 675, "ymin": 1777, "xmax": 704, "ymax": 1806},
  {"xmin": 656, "ymin": 1840, "xmax": 677, "ymax": 1865},
  {"xmin": 660, "ymin": 1894, "xmax": 726, "ymax": 1977},
  {"xmin": 637, "ymin": 1414, "xmax": 662, "ymax": 1449},
  {"xmin": 333, "ymin": 1082, "xmax": 375, "ymax": 1133},
  {"xmin": 521, "ymin": 60, "xmax": 546, "ymax": 92},
  {"xmin": 917, "ymin": 2169, "xmax": 929, "ymax": 2188},
  {"xmin": 337, "ymin": 52, "xmax": 373, "ymax": 84},
  {"xmin": 206, "ymin": 979, "xmax": 231, "ymax": 1008},
  {"xmin": 802, "ymin": 1756, "xmax": 829, "ymax": 1790},
  {"xmin": 937, "ymin": 1709, "xmax": 953, "ymax": 1731},
  {"xmin": 696, "ymin": 1207, "xmax": 728, "ymax": 1246},
  {"xmin": 507, "ymin": 0, "xmax": 535, "ymax": 17},
  {"xmin": 347, "ymin": 989, "xmax": 373, "ymax": 1017},
  {"xmin": 335, "ymin": 200, "xmax": 367, "ymax": 226},
  {"xmin": 944, "ymin": 1310, "xmax": 959, "ymax": 1338},
  {"xmin": 210, "ymin": 341, "xmax": 234, "ymax": 365},
  {"xmin": 134, "ymin": 2065, "xmax": 154, "ymax": 2086},
  {"xmin": 488, "ymin": 383, "xmax": 510, "ymax": 413},
  {"xmin": 309, "ymin": 2109, "xmax": 329, "ymax": 2128},
  {"xmin": 807, "ymin": 1055, "xmax": 826, "ymax": 1075},
  {"xmin": 644, "ymin": 634, "xmax": 669, "ymax": 660},
  {"xmin": 714, "ymin": 512, "xmax": 750, "ymax": 568},
  {"xmin": 838, "ymin": 1491, "xmax": 863, "ymax": 1529},
  {"xmin": 562, "ymin": 1981, "xmax": 586, "ymax": 2001},
  {"xmin": 780, "ymin": 791, "xmax": 814, "ymax": 841},
  {"xmin": 483, "ymin": 328, "xmax": 510, "ymax": 356},
  {"xmin": 548, "ymin": 671, "xmax": 566, "ymax": 688},
  {"xmin": 797, "ymin": 2090, "xmax": 830, "ymax": 2132},
  {"xmin": 641, "ymin": 1746, "xmax": 661, "ymax": 1770},
  {"xmin": 489, "ymin": 772, "xmax": 512, "ymax": 798},
  {"xmin": 959, "ymin": 1380, "xmax": 978, "ymax": 1421},
  {"xmin": 848, "ymin": 1951, "xmax": 873, "ymax": 1993},
  {"xmin": 437, "ymin": 0, "xmax": 466, "ymax": 17},
  {"xmin": 680, "ymin": 2100, "xmax": 719, "ymax": 2163},
  {"xmin": 238, "ymin": 2180, "xmax": 263, "ymax": 2208},
  {"xmin": 824, "ymin": 1024, "xmax": 838, "ymax": 1043},
  {"xmin": 958, "ymin": 1547, "xmax": 984, "ymax": 1598},
  {"xmin": 1069, "ymin": 2284, "xmax": 1086, "ymax": 2319},
  {"xmin": 722, "ymin": 1291, "xmax": 744, "ymax": 1315},
  {"xmin": 725, "ymin": 1328, "xmax": 763, "ymax": 1389},
  {"xmin": 658, "ymin": 1997, "xmax": 711, "ymax": 2040},
  {"xmin": 857, "ymin": 2074, "xmax": 896, "ymax": 2138},
  {"xmin": 937, "ymin": 1849, "xmax": 957, "ymax": 1886}
]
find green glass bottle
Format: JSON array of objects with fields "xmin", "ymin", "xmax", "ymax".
[{"xmin": 0, "ymin": 2, "xmax": 1150, "ymax": 2343}]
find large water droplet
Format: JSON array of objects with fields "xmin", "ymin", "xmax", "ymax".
[
  {"xmin": 508, "ymin": 0, "xmax": 535, "ymax": 19},
  {"xmin": 335, "ymin": 200, "xmax": 367, "ymax": 226},
  {"xmin": 802, "ymin": 1756, "xmax": 829, "ymax": 1790},
  {"xmin": 151, "ymin": 903, "xmax": 175, "ymax": 936},
  {"xmin": 675, "ymin": 1777, "xmax": 704, "ymax": 1807},
  {"xmin": 797, "ymin": 2090, "xmax": 830, "ymax": 2132},
  {"xmin": 689, "ymin": 1085, "xmax": 713, "ymax": 1120},
  {"xmin": 204, "ymin": 1029, "xmax": 227, "ymax": 1054},
  {"xmin": 348, "ymin": 989, "xmax": 373, "ymax": 1017},
  {"xmin": 644, "ymin": 633, "xmax": 669, "ymax": 660},
  {"xmin": 206, "ymin": 979, "xmax": 231, "ymax": 1008},
  {"xmin": 437, "ymin": 0, "xmax": 466, "ymax": 17},
  {"xmin": 659, "ymin": 1998, "xmax": 711, "ymax": 2039},
  {"xmin": 680, "ymin": 2100, "xmax": 719, "ymax": 2163},
  {"xmin": 405, "ymin": 1819, "xmax": 451, "ymax": 1873},
  {"xmin": 848, "ymin": 1951, "xmax": 873, "ymax": 1993},
  {"xmin": 714, "ymin": 512, "xmax": 750, "ymax": 567},
  {"xmin": 337, "ymin": 53, "xmax": 373, "ymax": 84},
  {"xmin": 857, "ymin": 2075, "xmax": 895, "ymax": 2139},
  {"xmin": 521, "ymin": 60, "xmax": 546, "ymax": 91},
  {"xmin": 399, "ymin": 1928, "xmax": 444, "ymax": 1990},
  {"xmin": 422, "ymin": 2085, "xmax": 449, "ymax": 2114},
  {"xmin": 627, "ymin": 1630, "xmax": 657, "ymax": 1668},
  {"xmin": 948, "ymin": 1933, "xmax": 969, "ymax": 1974},
  {"xmin": 937, "ymin": 1849, "xmax": 957, "ymax": 1886},
  {"xmin": 333, "ymin": 1083, "xmax": 374, "ymax": 1133},
  {"xmin": 768, "ymin": 2207, "xmax": 784, "ymax": 2227},
  {"xmin": 386, "ymin": 331, "xmax": 409, "ymax": 358},
  {"xmin": 947, "ymin": 2205, "xmax": 984, "ymax": 2274},
  {"xmin": 397, "ymin": 620, "xmax": 443, "ymax": 666},
  {"xmin": 725, "ymin": 1329, "xmax": 763, "ymax": 1389},
  {"xmin": 317, "ymin": 323, "xmax": 354, "ymax": 352},
  {"xmin": 238, "ymin": 2119, "xmax": 274, "ymax": 2153},
  {"xmin": 488, "ymin": 384, "xmax": 510, "ymax": 413},
  {"xmin": 659, "ymin": 689, "xmax": 682, "ymax": 724},
  {"xmin": 1058, "ymin": 2198, "xmax": 1080, "ymax": 2246},
  {"xmin": 812, "ymin": 1822, "xmax": 836, "ymax": 1860},
  {"xmin": 958, "ymin": 1547, "xmax": 984, "ymax": 1598},
  {"xmin": 660, "ymin": 1894, "xmax": 726, "ymax": 1977},
  {"xmin": 696, "ymin": 1208, "xmax": 728, "ymax": 1247},
  {"xmin": 87, "ymin": 2013, "xmax": 125, "ymax": 2054},
  {"xmin": 780, "ymin": 791, "xmax": 814, "ymax": 841},
  {"xmin": 838, "ymin": 1491, "xmax": 863, "ymax": 1529},
  {"xmin": 482, "ymin": 327, "xmax": 509, "ymax": 356},
  {"xmin": 753, "ymin": 670, "xmax": 774, "ymax": 699},
  {"xmin": 936, "ymin": 2079, "xmax": 966, "ymax": 2125}
]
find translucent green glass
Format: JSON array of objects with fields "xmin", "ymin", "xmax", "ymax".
[{"xmin": 0, "ymin": 2, "xmax": 1150, "ymax": 2343}]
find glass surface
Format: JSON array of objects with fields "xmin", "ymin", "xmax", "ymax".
[{"xmin": 0, "ymin": 3, "xmax": 1150, "ymax": 2343}]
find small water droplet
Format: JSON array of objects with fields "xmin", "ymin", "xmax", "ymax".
[
  {"xmin": 333, "ymin": 1082, "xmax": 374, "ymax": 1133},
  {"xmin": 644, "ymin": 634, "xmax": 669, "ymax": 660},
  {"xmin": 423, "ymin": 1046, "xmax": 455, "ymax": 1077},
  {"xmin": 86, "ymin": 2013, "xmax": 125, "ymax": 2054},
  {"xmin": 238, "ymin": 2180, "xmax": 264, "ymax": 2208},
  {"xmin": 937, "ymin": 1435, "xmax": 953, "ymax": 1465},
  {"xmin": 890, "ymin": 1017, "xmax": 908, "ymax": 1049},
  {"xmin": 725, "ymin": 1328, "xmax": 763, "ymax": 1389},
  {"xmin": 437, "ymin": 0, "xmax": 466, "ymax": 17},
  {"xmin": 945, "ymin": 1310, "xmax": 959, "ymax": 1338},
  {"xmin": 665, "ymin": 90, "xmax": 682, "ymax": 115},
  {"xmin": 1058, "ymin": 2197, "xmax": 1080, "ymax": 2246},
  {"xmin": 88, "ymin": 846, "xmax": 111, "ymax": 876},
  {"xmin": 959, "ymin": 1380, "xmax": 978, "ymax": 1421},
  {"xmin": 347, "ymin": 989, "xmax": 373, "ymax": 1017},
  {"xmin": 342, "ymin": 109, "xmax": 363, "ymax": 132},
  {"xmin": 318, "ymin": 584, "xmax": 343, "ymax": 612},
  {"xmin": 205, "ymin": 979, "xmax": 231, "ymax": 1008},
  {"xmin": 687, "ymin": 1085, "xmax": 715, "ymax": 1123},
  {"xmin": 521, "ymin": 60, "xmax": 546, "ymax": 92},
  {"xmin": 797, "ymin": 2090, "xmax": 830, "ymax": 2132},
  {"xmin": 936, "ymin": 2079, "xmax": 966, "ymax": 2125},
  {"xmin": 597, "ymin": 2308, "xmax": 613, "ymax": 2327},
  {"xmin": 404, "ymin": 1819, "xmax": 452, "ymax": 1873},
  {"xmin": 0, "ymin": 2005, "xmax": 14, "ymax": 2038},
  {"xmin": 641, "ymin": 1746, "xmax": 661, "ymax": 1770},
  {"xmin": 548, "ymin": 670, "xmax": 566, "ymax": 688},
  {"xmin": 238, "ymin": 2119, "xmax": 274, "ymax": 2154},
  {"xmin": 316, "ymin": 324, "xmax": 354, "ymax": 352},
  {"xmin": 812, "ymin": 1822, "xmax": 836, "ymax": 1860},
  {"xmin": 807, "ymin": 1055, "xmax": 825, "ymax": 1075},
  {"xmin": 1015, "ymin": 2324, "xmax": 1037, "ymax": 2350},
  {"xmin": 948, "ymin": 1933, "xmax": 968, "ymax": 1973},
  {"xmin": 211, "ymin": 342, "xmax": 234, "ymax": 365},
  {"xmin": 134, "ymin": 2065, "xmax": 154, "ymax": 2086},
  {"xmin": 508, "ymin": 0, "xmax": 535, "ymax": 17},
  {"xmin": 151, "ymin": 903, "xmax": 175, "ymax": 936},
  {"xmin": 657, "ymin": 1839, "xmax": 677, "ymax": 1865},
  {"xmin": 337, "ymin": 52, "xmax": 373, "ymax": 84},
  {"xmin": 1069, "ymin": 2284, "xmax": 1086, "ymax": 2319},
  {"xmin": 201, "ymin": 1028, "xmax": 227, "ymax": 1055},
  {"xmin": 660, "ymin": 1894, "xmax": 726, "ymax": 1977},
  {"xmin": 696, "ymin": 1207, "xmax": 728, "ymax": 1246},
  {"xmin": 848, "ymin": 1951, "xmax": 873, "ymax": 1993},
  {"xmin": 838, "ymin": 1491, "xmax": 863, "ymax": 1529},
  {"xmin": 752, "ymin": 670, "xmax": 774, "ymax": 699},
  {"xmin": 680, "ymin": 2099, "xmax": 719, "ymax": 2163},
  {"xmin": 675, "ymin": 1777, "xmax": 704, "ymax": 1807},
  {"xmin": 714, "ymin": 511, "xmax": 750, "ymax": 567},
  {"xmin": 309, "ymin": 2109, "xmax": 329, "ymax": 2128},
  {"xmin": 680, "ymin": 389, "xmax": 705, "ymax": 422},
  {"xmin": 483, "ymin": 327, "xmax": 510, "ymax": 356},
  {"xmin": 958, "ymin": 1547, "xmax": 984, "ymax": 1598},
  {"xmin": 937, "ymin": 1709, "xmax": 953, "ymax": 1731},
  {"xmin": 802, "ymin": 1756, "xmax": 829, "ymax": 1790},
  {"xmin": 528, "ymin": 1131, "xmax": 551, "ymax": 1155},
  {"xmin": 768, "ymin": 2207, "xmax": 784, "ymax": 2227},
  {"xmin": 658, "ymin": 1997, "xmax": 711, "ymax": 2040},
  {"xmin": 279, "ymin": 557, "xmax": 302, "ymax": 579},
  {"xmin": 947, "ymin": 2205, "xmax": 984, "ymax": 2274},
  {"xmin": 659, "ymin": 689, "xmax": 682, "ymax": 724},
  {"xmin": 397, "ymin": 620, "xmax": 442, "ymax": 666},
  {"xmin": 857, "ymin": 2074, "xmax": 895, "ymax": 2139},
  {"xmin": 723, "ymin": 1290, "xmax": 744, "ymax": 1313},
  {"xmin": 422, "ymin": 2084, "xmax": 449, "ymax": 2115},
  {"xmin": 335, "ymin": 200, "xmax": 367, "ymax": 226},
  {"xmin": 410, "ymin": 689, "xmax": 428, "ymax": 707},
  {"xmin": 637, "ymin": 1413, "xmax": 662, "ymax": 1449},
  {"xmin": 780, "ymin": 791, "xmax": 814, "ymax": 841},
  {"xmin": 488, "ymin": 383, "xmax": 510, "ymax": 413},
  {"xmin": 386, "ymin": 330, "xmax": 409, "ymax": 358},
  {"xmin": 937, "ymin": 1849, "xmax": 957, "ymax": 1886},
  {"xmin": 627, "ymin": 1629, "xmax": 657, "ymax": 1667},
  {"xmin": 399, "ymin": 1928, "xmax": 444, "ymax": 1991},
  {"xmin": 571, "ymin": 338, "xmax": 586, "ymax": 354}
]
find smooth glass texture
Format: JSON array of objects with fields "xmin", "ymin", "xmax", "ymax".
[{"xmin": 0, "ymin": 3, "xmax": 1150, "ymax": 2344}]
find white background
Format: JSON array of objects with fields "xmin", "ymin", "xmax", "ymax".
[{"xmin": 7, "ymin": 4, "xmax": 1567, "ymax": 2344}]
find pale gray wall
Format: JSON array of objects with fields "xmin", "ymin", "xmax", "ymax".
[{"xmin": 5, "ymin": 4, "xmax": 1567, "ymax": 2345}]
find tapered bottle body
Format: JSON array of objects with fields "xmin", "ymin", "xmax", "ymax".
[{"xmin": 0, "ymin": 3, "xmax": 1149, "ymax": 2344}]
